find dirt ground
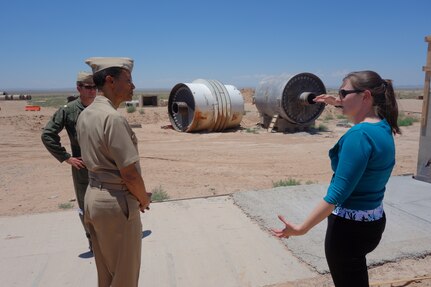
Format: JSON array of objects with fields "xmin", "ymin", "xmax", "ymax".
[{"xmin": 0, "ymin": 93, "xmax": 430, "ymax": 286}]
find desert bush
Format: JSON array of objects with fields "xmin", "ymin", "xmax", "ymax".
[
  {"xmin": 318, "ymin": 124, "xmax": 329, "ymax": 132},
  {"xmin": 323, "ymin": 114, "xmax": 334, "ymax": 121},
  {"xmin": 245, "ymin": 127, "xmax": 259, "ymax": 134},
  {"xmin": 272, "ymin": 178, "xmax": 301, "ymax": 187},
  {"xmin": 151, "ymin": 185, "xmax": 170, "ymax": 202},
  {"xmin": 58, "ymin": 202, "xmax": 73, "ymax": 209},
  {"xmin": 398, "ymin": 112, "xmax": 419, "ymax": 127},
  {"xmin": 126, "ymin": 105, "xmax": 137, "ymax": 113}
]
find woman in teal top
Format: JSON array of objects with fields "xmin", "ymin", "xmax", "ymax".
[
  {"xmin": 325, "ymin": 119, "xmax": 395, "ymax": 211},
  {"xmin": 272, "ymin": 71, "xmax": 401, "ymax": 287}
]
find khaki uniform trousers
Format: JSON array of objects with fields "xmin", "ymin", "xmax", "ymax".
[
  {"xmin": 84, "ymin": 185, "xmax": 142, "ymax": 287},
  {"xmin": 71, "ymin": 167, "xmax": 90, "ymax": 239}
]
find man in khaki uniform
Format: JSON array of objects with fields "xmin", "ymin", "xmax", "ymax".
[
  {"xmin": 41, "ymin": 72, "xmax": 96, "ymax": 251},
  {"xmin": 76, "ymin": 57, "xmax": 151, "ymax": 287}
]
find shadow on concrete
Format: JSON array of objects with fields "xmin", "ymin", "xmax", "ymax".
[
  {"xmin": 78, "ymin": 250, "xmax": 94, "ymax": 259},
  {"xmin": 142, "ymin": 230, "xmax": 152, "ymax": 239},
  {"xmin": 76, "ymin": 230, "xmax": 151, "ymax": 258}
]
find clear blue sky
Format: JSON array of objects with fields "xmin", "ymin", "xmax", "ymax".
[{"xmin": 1, "ymin": 0, "xmax": 430, "ymax": 90}]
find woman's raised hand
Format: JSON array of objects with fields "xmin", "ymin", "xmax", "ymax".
[{"xmin": 314, "ymin": 94, "xmax": 342, "ymax": 106}]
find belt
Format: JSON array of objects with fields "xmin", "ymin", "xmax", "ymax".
[{"xmin": 89, "ymin": 179, "xmax": 128, "ymax": 191}]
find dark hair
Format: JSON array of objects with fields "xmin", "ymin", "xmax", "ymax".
[
  {"xmin": 92, "ymin": 67, "xmax": 124, "ymax": 89},
  {"xmin": 343, "ymin": 70, "xmax": 400, "ymax": 135},
  {"xmin": 67, "ymin": 95, "xmax": 78, "ymax": 103}
]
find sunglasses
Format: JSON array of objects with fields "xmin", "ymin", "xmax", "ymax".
[
  {"xmin": 81, "ymin": 85, "xmax": 97, "ymax": 90},
  {"xmin": 338, "ymin": 89, "xmax": 364, "ymax": 99}
]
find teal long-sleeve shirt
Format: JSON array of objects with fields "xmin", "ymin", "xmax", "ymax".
[{"xmin": 324, "ymin": 119, "xmax": 395, "ymax": 210}]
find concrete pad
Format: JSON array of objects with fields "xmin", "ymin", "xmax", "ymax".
[
  {"xmin": 0, "ymin": 212, "xmax": 96, "ymax": 287},
  {"xmin": 233, "ymin": 176, "xmax": 431, "ymax": 273},
  {"xmin": 0, "ymin": 196, "xmax": 314, "ymax": 287},
  {"xmin": 385, "ymin": 176, "xmax": 431, "ymax": 223}
]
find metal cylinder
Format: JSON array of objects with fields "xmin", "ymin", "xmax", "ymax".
[
  {"xmin": 255, "ymin": 73, "xmax": 326, "ymax": 131},
  {"xmin": 168, "ymin": 79, "xmax": 244, "ymax": 132}
]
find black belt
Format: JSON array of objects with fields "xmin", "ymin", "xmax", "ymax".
[{"xmin": 89, "ymin": 179, "xmax": 128, "ymax": 191}]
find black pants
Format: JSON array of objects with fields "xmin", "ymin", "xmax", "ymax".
[{"xmin": 325, "ymin": 213, "xmax": 386, "ymax": 287}]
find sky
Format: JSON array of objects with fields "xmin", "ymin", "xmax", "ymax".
[{"xmin": 1, "ymin": 0, "xmax": 430, "ymax": 90}]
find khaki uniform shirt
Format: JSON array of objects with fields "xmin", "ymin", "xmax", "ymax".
[{"xmin": 76, "ymin": 96, "xmax": 141, "ymax": 184}]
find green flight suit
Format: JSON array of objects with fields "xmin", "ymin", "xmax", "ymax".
[{"xmin": 41, "ymin": 98, "xmax": 90, "ymax": 241}]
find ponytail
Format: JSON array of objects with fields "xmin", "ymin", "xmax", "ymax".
[{"xmin": 376, "ymin": 79, "xmax": 401, "ymax": 135}]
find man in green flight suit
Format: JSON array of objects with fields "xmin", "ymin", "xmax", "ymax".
[{"xmin": 41, "ymin": 72, "xmax": 97, "ymax": 252}]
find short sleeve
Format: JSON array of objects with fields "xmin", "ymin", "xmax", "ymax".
[{"xmin": 104, "ymin": 115, "xmax": 140, "ymax": 169}]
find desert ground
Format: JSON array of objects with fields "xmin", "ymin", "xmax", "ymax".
[{"xmin": 0, "ymin": 91, "xmax": 430, "ymax": 286}]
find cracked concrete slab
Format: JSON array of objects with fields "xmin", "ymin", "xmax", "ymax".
[{"xmin": 233, "ymin": 176, "xmax": 431, "ymax": 273}]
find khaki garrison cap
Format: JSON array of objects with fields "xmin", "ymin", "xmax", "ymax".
[
  {"xmin": 76, "ymin": 71, "xmax": 94, "ymax": 84},
  {"xmin": 85, "ymin": 57, "xmax": 134, "ymax": 74}
]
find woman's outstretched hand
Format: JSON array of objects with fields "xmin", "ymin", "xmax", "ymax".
[
  {"xmin": 314, "ymin": 94, "xmax": 342, "ymax": 106},
  {"xmin": 271, "ymin": 215, "xmax": 305, "ymax": 238},
  {"xmin": 272, "ymin": 200, "xmax": 335, "ymax": 239}
]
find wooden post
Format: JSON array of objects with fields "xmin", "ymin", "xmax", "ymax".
[
  {"xmin": 415, "ymin": 35, "xmax": 431, "ymax": 183},
  {"xmin": 420, "ymin": 35, "xmax": 431, "ymax": 132}
]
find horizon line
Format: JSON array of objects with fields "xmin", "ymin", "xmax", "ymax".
[{"xmin": 1, "ymin": 84, "xmax": 425, "ymax": 94}]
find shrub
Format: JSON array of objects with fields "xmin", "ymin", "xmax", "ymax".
[
  {"xmin": 397, "ymin": 112, "xmax": 419, "ymax": 127},
  {"xmin": 245, "ymin": 127, "xmax": 259, "ymax": 134},
  {"xmin": 323, "ymin": 114, "xmax": 334, "ymax": 121},
  {"xmin": 318, "ymin": 124, "xmax": 329, "ymax": 132},
  {"xmin": 272, "ymin": 178, "xmax": 301, "ymax": 187},
  {"xmin": 151, "ymin": 185, "xmax": 170, "ymax": 202},
  {"xmin": 58, "ymin": 202, "xmax": 73, "ymax": 209},
  {"xmin": 126, "ymin": 105, "xmax": 137, "ymax": 113}
]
